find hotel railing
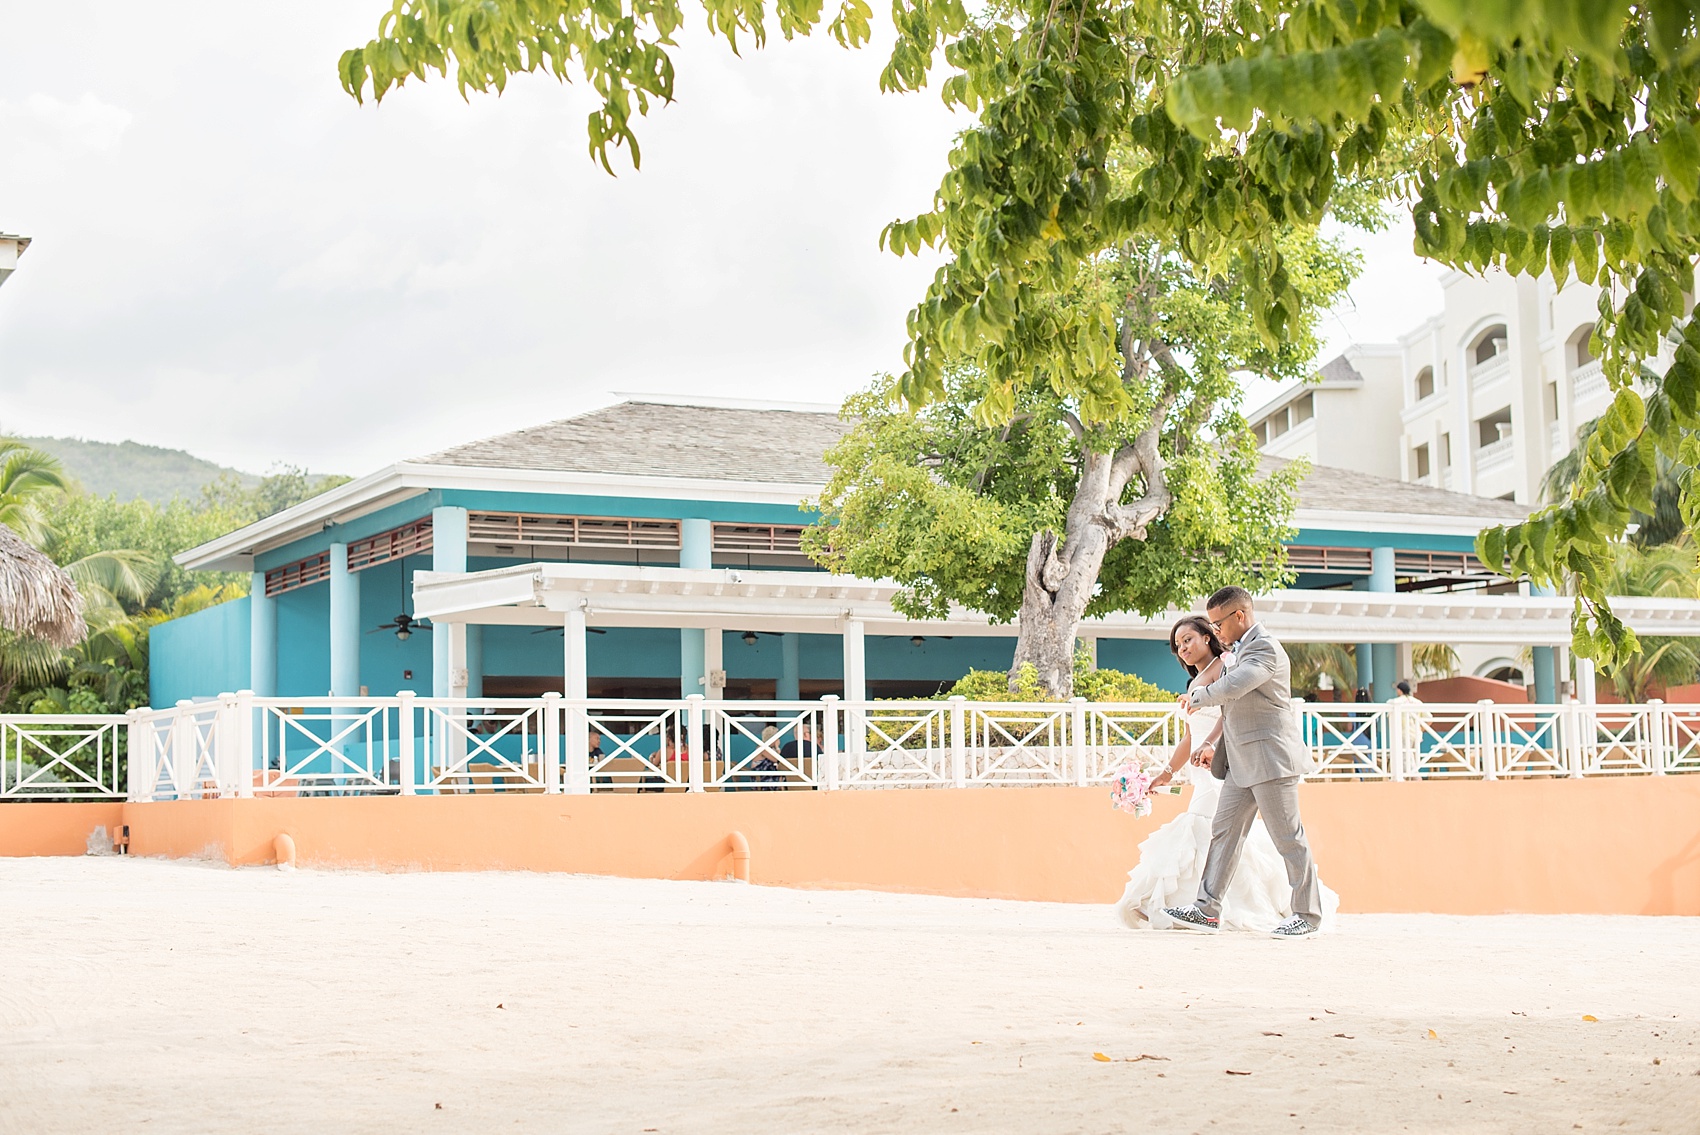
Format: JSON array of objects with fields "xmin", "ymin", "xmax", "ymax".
[{"xmin": 5, "ymin": 695, "xmax": 1698, "ymax": 801}]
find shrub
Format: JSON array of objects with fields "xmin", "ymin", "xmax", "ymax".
[{"xmin": 941, "ymin": 661, "xmax": 1175, "ymax": 703}]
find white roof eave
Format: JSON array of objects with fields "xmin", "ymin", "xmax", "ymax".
[{"xmin": 412, "ymin": 562, "xmax": 1700, "ymax": 647}]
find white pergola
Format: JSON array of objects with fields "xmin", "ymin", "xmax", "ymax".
[{"xmin": 412, "ymin": 562, "xmax": 1700, "ymax": 700}]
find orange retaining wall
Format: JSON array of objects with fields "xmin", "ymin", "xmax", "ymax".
[
  {"xmin": 6, "ymin": 781, "xmax": 1699, "ymax": 915},
  {"xmin": 0, "ymin": 802, "xmax": 124, "ymax": 857}
]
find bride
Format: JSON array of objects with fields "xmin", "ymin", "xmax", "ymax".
[{"xmin": 1114, "ymin": 615, "xmax": 1339, "ymax": 933}]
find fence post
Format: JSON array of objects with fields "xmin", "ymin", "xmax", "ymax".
[
  {"xmin": 213, "ymin": 694, "xmax": 236, "ymax": 797},
  {"xmin": 948, "ymin": 696, "xmax": 967, "ymax": 787},
  {"xmin": 687, "ymin": 694, "xmax": 705, "ymax": 792},
  {"xmin": 1649, "ymin": 699, "xmax": 1669, "ymax": 775},
  {"xmin": 1070, "ymin": 697, "xmax": 1089, "ymax": 786},
  {"xmin": 1477, "ymin": 700, "xmax": 1497, "ymax": 781},
  {"xmin": 540, "ymin": 692, "xmax": 561, "ymax": 793},
  {"xmin": 233, "ymin": 690, "xmax": 256, "ymax": 798},
  {"xmin": 1385, "ymin": 699, "xmax": 1405, "ymax": 782},
  {"xmin": 821, "ymin": 695, "xmax": 841, "ymax": 789},
  {"xmin": 563, "ymin": 697, "xmax": 590, "ymax": 796},
  {"xmin": 126, "ymin": 708, "xmax": 149, "ymax": 802},
  {"xmin": 171, "ymin": 700, "xmax": 196, "ymax": 798},
  {"xmin": 397, "ymin": 690, "xmax": 417, "ymax": 795}
]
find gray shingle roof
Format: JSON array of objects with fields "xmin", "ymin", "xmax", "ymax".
[
  {"xmin": 418, "ymin": 399, "xmax": 1529, "ymax": 522},
  {"xmin": 1265, "ymin": 456, "xmax": 1529, "ymax": 521},
  {"xmin": 418, "ymin": 400, "xmax": 847, "ymax": 485}
]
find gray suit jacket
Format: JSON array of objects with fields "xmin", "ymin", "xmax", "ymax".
[{"xmin": 1186, "ymin": 623, "xmax": 1304, "ymax": 787}]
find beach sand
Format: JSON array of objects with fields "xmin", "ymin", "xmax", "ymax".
[{"xmin": 0, "ymin": 856, "xmax": 1695, "ymax": 1134}]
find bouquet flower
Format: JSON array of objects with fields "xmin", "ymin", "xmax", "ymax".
[{"xmin": 1109, "ymin": 762, "xmax": 1156, "ymax": 817}]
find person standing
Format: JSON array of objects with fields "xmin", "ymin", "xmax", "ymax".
[{"xmin": 1163, "ymin": 586, "xmax": 1325, "ymax": 939}]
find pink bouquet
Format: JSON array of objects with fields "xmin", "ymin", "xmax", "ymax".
[{"xmin": 1109, "ymin": 762, "xmax": 1156, "ymax": 817}]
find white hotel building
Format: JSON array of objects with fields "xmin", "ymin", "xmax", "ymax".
[
  {"xmin": 1252, "ymin": 266, "xmax": 1629, "ymax": 505},
  {"xmin": 1248, "ymin": 266, "xmax": 1655, "ymax": 689}
]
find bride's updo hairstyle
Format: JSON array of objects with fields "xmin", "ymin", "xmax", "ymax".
[{"xmin": 1168, "ymin": 615, "xmax": 1225, "ymax": 679}]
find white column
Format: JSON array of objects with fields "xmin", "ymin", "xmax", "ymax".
[
  {"xmin": 431, "ymin": 505, "xmax": 468, "ymax": 698},
  {"xmin": 842, "ymin": 618, "xmax": 867, "ymax": 703},
  {"xmin": 249, "ymin": 571, "xmax": 277, "ymax": 697},
  {"xmin": 1575, "ymin": 655, "xmax": 1597, "ymax": 704},
  {"xmin": 563, "ymin": 607, "xmax": 588, "ymax": 700},
  {"xmin": 328, "ymin": 543, "xmax": 359, "ymax": 697},
  {"xmin": 562, "ymin": 608, "xmax": 589, "ymax": 795},
  {"xmin": 703, "ymin": 626, "xmax": 724, "ymax": 701}
]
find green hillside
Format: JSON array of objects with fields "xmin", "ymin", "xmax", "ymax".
[{"xmin": 16, "ymin": 436, "xmax": 259, "ymax": 503}]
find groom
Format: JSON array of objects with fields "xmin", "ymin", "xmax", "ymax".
[{"xmin": 1164, "ymin": 586, "xmax": 1323, "ymax": 939}]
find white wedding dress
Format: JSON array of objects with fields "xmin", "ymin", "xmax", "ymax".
[{"xmin": 1114, "ymin": 661, "xmax": 1340, "ymax": 933}]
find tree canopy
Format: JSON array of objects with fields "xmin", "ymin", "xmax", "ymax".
[{"xmin": 343, "ymin": 0, "xmax": 1700, "ymax": 669}]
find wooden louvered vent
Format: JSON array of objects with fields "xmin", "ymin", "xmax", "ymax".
[
  {"xmin": 346, "ymin": 519, "xmax": 433, "ymax": 570},
  {"xmin": 711, "ymin": 524, "xmax": 807, "ymax": 554},
  {"xmin": 468, "ymin": 512, "xmax": 682, "ymax": 550},
  {"xmin": 263, "ymin": 552, "xmax": 332, "ymax": 597}
]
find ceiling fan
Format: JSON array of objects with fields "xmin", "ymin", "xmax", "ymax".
[
  {"xmin": 367, "ymin": 553, "xmax": 432, "ymax": 640},
  {"xmin": 369, "ymin": 613, "xmax": 431, "ymax": 641},
  {"xmin": 531, "ymin": 625, "xmax": 608, "ymax": 635}
]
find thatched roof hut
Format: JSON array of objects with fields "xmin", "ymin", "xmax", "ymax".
[{"xmin": 0, "ymin": 524, "xmax": 86, "ymax": 648}]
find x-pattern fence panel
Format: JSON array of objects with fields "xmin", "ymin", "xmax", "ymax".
[
  {"xmin": 0, "ymin": 716, "xmax": 128, "ymax": 799},
  {"xmin": 15, "ymin": 695, "xmax": 1696, "ymax": 804}
]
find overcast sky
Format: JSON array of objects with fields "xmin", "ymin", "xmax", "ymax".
[{"xmin": 0, "ymin": 1, "xmax": 1445, "ymax": 476}]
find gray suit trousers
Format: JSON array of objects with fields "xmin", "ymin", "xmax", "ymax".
[{"xmin": 1195, "ymin": 776, "xmax": 1324, "ymax": 929}]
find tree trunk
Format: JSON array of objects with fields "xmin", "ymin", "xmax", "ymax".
[{"xmin": 1008, "ymin": 403, "xmax": 1174, "ymax": 698}]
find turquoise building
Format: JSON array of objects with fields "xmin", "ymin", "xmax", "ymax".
[{"xmin": 155, "ymin": 397, "xmax": 1557, "ymax": 708}]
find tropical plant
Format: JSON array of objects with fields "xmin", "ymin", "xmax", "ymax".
[
  {"xmin": 1284, "ymin": 642, "xmax": 1359, "ymax": 698},
  {"xmin": 1542, "ymin": 411, "xmax": 1691, "ymax": 548},
  {"xmin": 1412, "ymin": 642, "xmax": 1461, "ymax": 680},
  {"xmin": 0, "ymin": 440, "xmax": 73, "ymax": 545},
  {"xmin": 1590, "ymin": 540, "xmax": 1700, "ymax": 699}
]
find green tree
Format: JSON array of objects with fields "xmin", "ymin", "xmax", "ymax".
[
  {"xmin": 808, "ymin": 216, "xmax": 1352, "ymax": 695},
  {"xmin": 341, "ymin": 0, "xmax": 1700, "ymax": 671}
]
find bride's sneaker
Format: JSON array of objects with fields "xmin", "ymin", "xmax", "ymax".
[
  {"xmin": 1163, "ymin": 905, "xmax": 1219, "ymax": 932},
  {"xmin": 1271, "ymin": 916, "xmax": 1318, "ymax": 939}
]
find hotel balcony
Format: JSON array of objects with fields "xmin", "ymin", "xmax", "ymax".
[
  {"xmin": 1470, "ymin": 353, "xmax": 1511, "ymax": 394},
  {"xmin": 1476, "ymin": 434, "xmax": 1516, "ymax": 475},
  {"xmin": 1571, "ymin": 359, "xmax": 1607, "ymax": 402}
]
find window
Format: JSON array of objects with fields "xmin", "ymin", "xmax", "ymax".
[
  {"xmin": 1569, "ymin": 325, "xmax": 1596, "ymax": 369},
  {"xmin": 1253, "ymin": 420, "xmax": 1269, "ymax": 445},
  {"xmin": 1440, "ymin": 432, "xmax": 1452, "ymax": 466},
  {"xmin": 1268, "ymin": 410, "xmax": 1290, "ymax": 438},
  {"xmin": 1414, "ymin": 366, "xmax": 1435, "ymax": 401},
  {"xmin": 1291, "ymin": 393, "xmax": 1314, "ymax": 424},
  {"xmin": 1471, "ymin": 324, "xmax": 1509, "ymax": 366},
  {"xmin": 1477, "ymin": 407, "xmax": 1513, "ymax": 447},
  {"xmin": 1545, "ymin": 380, "xmax": 1560, "ymax": 423},
  {"xmin": 1413, "ymin": 443, "xmax": 1431, "ymax": 479}
]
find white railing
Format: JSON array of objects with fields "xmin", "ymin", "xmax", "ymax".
[
  {"xmin": 0, "ymin": 715, "xmax": 129, "ymax": 799},
  {"xmin": 1571, "ymin": 359, "xmax": 1607, "ymax": 401},
  {"xmin": 7, "ymin": 695, "xmax": 1699, "ymax": 803},
  {"xmin": 1470, "ymin": 354, "xmax": 1511, "ymax": 390},
  {"xmin": 1476, "ymin": 434, "xmax": 1515, "ymax": 474}
]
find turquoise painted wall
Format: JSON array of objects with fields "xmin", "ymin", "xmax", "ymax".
[{"xmin": 149, "ymin": 597, "xmax": 250, "ymax": 705}]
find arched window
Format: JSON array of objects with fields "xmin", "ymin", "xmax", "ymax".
[
  {"xmin": 1470, "ymin": 324, "xmax": 1509, "ymax": 367},
  {"xmin": 1414, "ymin": 366, "xmax": 1435, "ymax": 401},
  {"xmin": 1568, "ymin": 324, "xmax": 1596, "ymax": 370}
]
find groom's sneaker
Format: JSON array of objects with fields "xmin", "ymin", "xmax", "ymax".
[
  {"xmin": 1271, "ymin": 916, "xmax": 1318, "ymax": 940},
  {"xmin": 1163, "ymin": 905, "xmax": 1219, "ymax": 932}
]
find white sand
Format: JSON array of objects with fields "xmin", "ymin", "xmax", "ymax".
[{"xmin": 1, "ymin": 859, "xmax": 1696, "ymax": 1134}]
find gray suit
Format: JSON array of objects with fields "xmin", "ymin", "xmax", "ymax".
[{"xmin": 1186, "ymin": 623, "xmax": 1323, "ymax": 928}]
